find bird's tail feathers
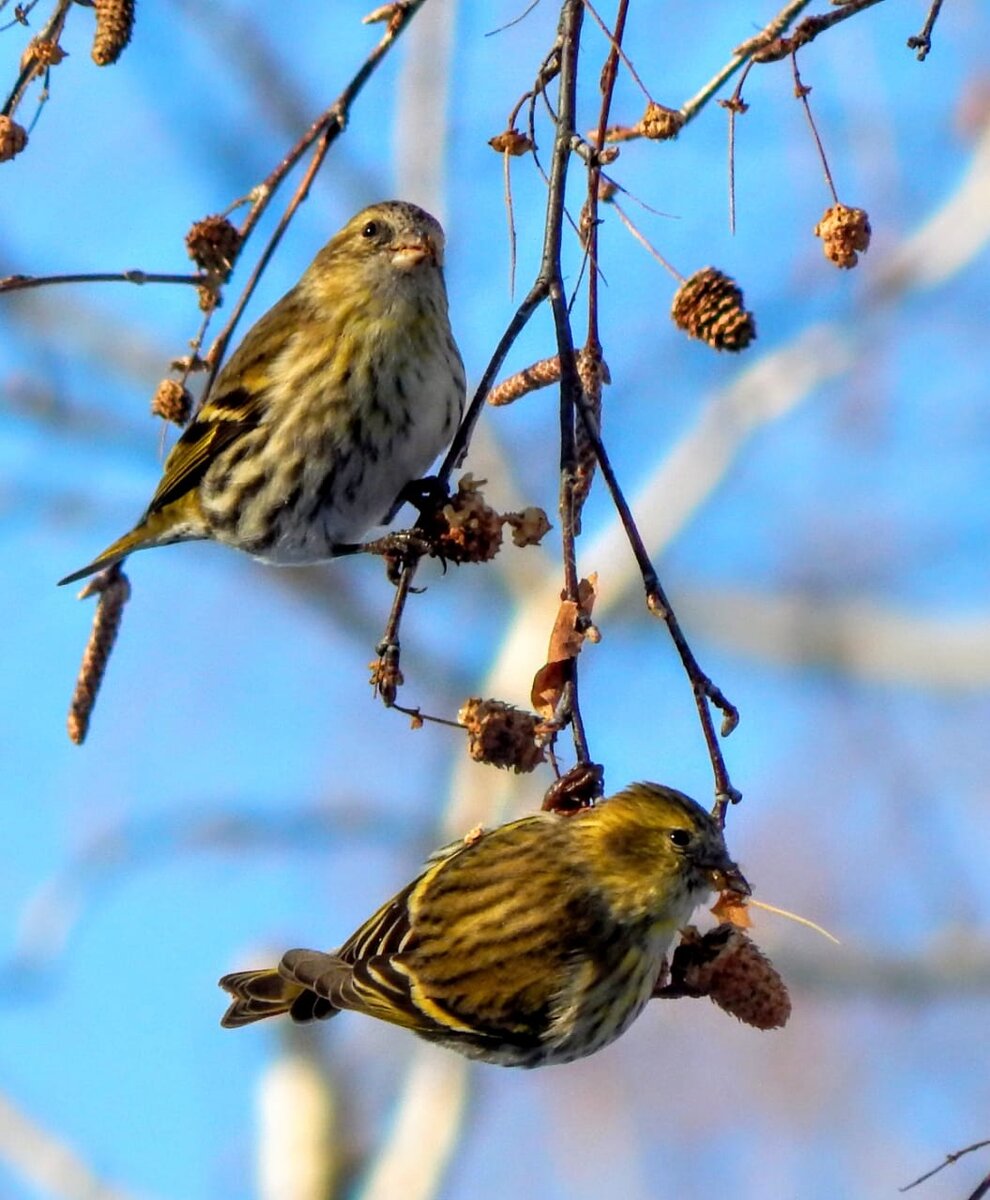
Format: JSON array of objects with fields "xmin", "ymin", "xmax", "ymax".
[
  {"xmin": 58, "ymin": 505, "xmax": 203, "ymax": 586},
  {"xmin": 58, "ymin": 529, "xmax": 143, "ymax": 587},
  {"xmin": 219, "ymin": 968, "xmax": 306, "ymax": 1028}
]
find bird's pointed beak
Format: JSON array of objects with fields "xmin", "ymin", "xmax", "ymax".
[
  {"xmin": 709, "ymin": 859, "xmax": 751, "ymax": 897},
  {"xmin": 701, "ymin": 847, "xmax": 750, "ymax": 897},
  {"xmin": 392, "ymin": 235, "xmax": 439, "ymax": 270}
]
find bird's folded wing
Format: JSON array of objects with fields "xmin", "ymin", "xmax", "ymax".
[{"xmin": 146, "ymin": 386, "xmax": 263, "ymax": 515}]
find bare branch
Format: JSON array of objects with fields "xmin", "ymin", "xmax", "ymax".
[{"xmin": 0, "ymin": 1089, "xmax": 145, "ymax": 1200}]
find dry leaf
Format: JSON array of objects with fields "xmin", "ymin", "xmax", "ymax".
[
  {"xmin": 530, "ymin": 577, "xmax": 599, "ymax": 718},
  {"xmin": 711, "ymin": 889, "xmax": 753, "ymax": 929},
  {"xmin": 488, "ymin": 129, "xmax": 534, "ymax": 156}
]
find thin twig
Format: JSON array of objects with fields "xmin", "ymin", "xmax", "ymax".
[
  {"xmin": 438, "ymin": 282, "xmax": 551, "ymax": 483},
  {"xmin": 791, "ymin": 52, "xmax": 839, "ymax": 203},
  {"xmin": 2, "ymin": 0, "xmax": 72, "ymax": 116},
  {"xmin": 0, "ymin": 270, "xmax": 204, "ymax": 294},
  {"xmin": 556, "ymin": 0, "xmax": 631, "ymax": 761},
  {"xmin": 390, "ymin": 703, "xmax": 463, "ymax": 730},
  {"xmin": 484, "ymin": 0, "xmax": 542, "ymax": 38},
  {"xmin": 587, "ymin": 6, "xmax": 744, "ymax": 812},
  {"xmin": 901, "ymin": 1141, "xmax": 990, "ymax": 1193},
  {"xmin": 372, "ymin": 559, "xmax": 420, "ymax": 705},
  {"xmin": 579, "ymin": 0, "xmax": 650, "ymax": 101},
  {"xmin": 585, "ymin": 0, "xmax": 629, "ymax": 343},
  {"xmin": 610, "ymin": 200, "xmax": 682, "ymax": 279},
  {"xmin": 591, "ymin": 0, "xmax": 821, "ymax": 147},
  {"xmin": 906, "ymin": 0, "xmax": 944, "ymax": 61},
  {"xmin": 543, "ymin": 0, "xmax": 588, "ymax": 763},
  {"xmin": 749, "ymin": 0, "xmax": 888, "ymax": 63},
  {"xmin": 371, "ymin": 270, "xmax": 552, "ymax": 695},
  {"xmin": 369, "ymin": 22, "xmax": 569, "ymax": 709},
  {"xmin": 568, "ymin": 390, "xmax": 742, "ymax": 819},
  {"xmin": 679, "ymin": 0, "xmax": 812, "ymax": 125},
  {"xmin": 720, "ymin": 65, "xmax": 754, "ymax": 235},
  {"xmin": 200, "ymin": 0, "xmax": 429, "ymax": 397},
  {"xmin": 0, "ymin": 0, "xmax": 43, "ymax": 32},
  {"xmin": 203, "ymin": 123, "xmax": 334, "ymax": 392}
]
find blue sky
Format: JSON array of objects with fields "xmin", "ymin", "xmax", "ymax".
[{"xmin": 2, "ymin": 2, "xmax": 990, "ymax": 1198}]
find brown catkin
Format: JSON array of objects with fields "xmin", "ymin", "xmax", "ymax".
[
  {"xmin": 667, "ymin": 924, "xmax": 791, "ymax": 1030},
  {"xmin": 0, "ymin": 115, "xmax": 28, "ymax": 163},
  {"xmin": 487, "ymin": 356, "xmax": 562, "ymax": 407},
  {"xmin": 671, "ymin": 267, "xmax": 756, "ymax": 352},
  {"xmin": 67, "ymin": 567, "xmax": 131, "ymax": 744},
  {"xmin": 573, "ymin": 350, "xmax": 610, "ymax": 531},
  {"xmin": 92, "ymin": 0, "xmax": 136, "ymax": 66}
]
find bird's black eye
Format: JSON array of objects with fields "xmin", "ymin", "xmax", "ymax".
[
  {"xmin": 668, "ymin": 828, "xmax": 692, "ymax": 850},
  {"xmin": 362, "ymin": 220, "xmax": 381, "ymax": 239}
]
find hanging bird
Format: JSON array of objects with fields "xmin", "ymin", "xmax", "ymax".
[
  {"xmin": 60, "ymin": 200, "xmax": 465, "ymax": 585},
  {"xmin": 219, "ymin": 783, "xmax": 748, "ymax": 1068}
]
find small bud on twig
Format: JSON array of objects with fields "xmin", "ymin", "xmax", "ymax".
[
  {"xmin": 362, "ymin": 2, "xmax": 405, "ymax": 31},
  {"xmin": 369, "ymin": 655, "xmax": 404, "ymax": 705},
  {"xmin": 541, "ymin": 761, "xmax": 604, "ymax": 814}
]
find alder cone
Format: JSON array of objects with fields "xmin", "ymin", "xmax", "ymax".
[
  {"xmin": 814, "ymin": 203, "xmax": 871, "ymax": 269},
  {"xmin": 671, "ymin": 267, "xmax": 756, "ymax": 352},
  {"xmin": 185, "ymin": 215, "xmax": 242, "ymax": 278},
  {"xmin": 0, "ymin": 115, "xmax": 28, "ymax": 162}
]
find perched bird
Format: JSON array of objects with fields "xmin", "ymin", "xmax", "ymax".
[
  {"xmin": 60, "ymin": 201, "xmax": 465, "ymax": 585},
  {"xmin": 219, "ymin": 783, "xmax": 748, "ymax": 1068}
]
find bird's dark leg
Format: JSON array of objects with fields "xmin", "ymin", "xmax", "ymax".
[
  {"xmin": 382, "ymin": 474, "xmax": 449, "ymax": 524},
  {"xmin": 334, "ymin": 530, "xmax": 432, "ymax": 586}
]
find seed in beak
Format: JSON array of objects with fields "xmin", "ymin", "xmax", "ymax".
[{"xmin": 710, "ymin": 864, "xmax": 751, "ymax": 897}]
